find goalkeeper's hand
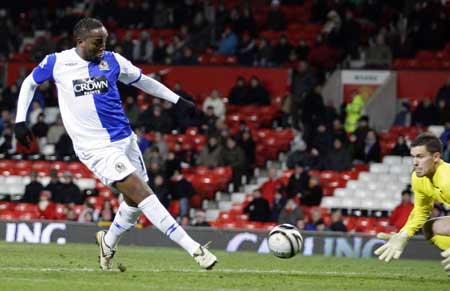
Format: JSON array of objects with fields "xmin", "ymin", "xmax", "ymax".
[
  {"xmin": 441, "ymin": 248, "xmax": 450, "ymax": 276},
  {"xmin": 14, "ymin": 122, "xmax": 33, "ymax": 149},
  {"xmin": 374, "ymin": 231, "xmax": 409, "ymax": 262}
]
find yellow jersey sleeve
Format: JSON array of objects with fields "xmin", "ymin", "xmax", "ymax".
[{"xmin": 400, "ymin": 172, "xmax": 434, "ymax": 237}]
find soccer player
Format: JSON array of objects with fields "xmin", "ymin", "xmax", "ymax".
[
  {"xmin": 374, "ymin": 133, "xmax": 450, "ymax": 275},
  {"xmin": 14, "ymin": 18, "xmax": 217, "ymax": 271}
]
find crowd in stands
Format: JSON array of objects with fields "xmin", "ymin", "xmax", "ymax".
[{"xmin": 1, "ymin": 0, "xmax": 450, "ymax": 231}]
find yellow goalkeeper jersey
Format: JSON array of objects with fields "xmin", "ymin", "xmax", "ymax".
[{"xmin": 400, "ymin": 160, "xmax": 450, "ymax": 237}]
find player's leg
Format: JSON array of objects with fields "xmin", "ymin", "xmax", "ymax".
[
  {"xmin": 117, "ymin": 135, "xmax": 217, "ymax": 269},
  {"xmin": 114, "ymin": 172, "xmax": 217, "ymax": 269}
]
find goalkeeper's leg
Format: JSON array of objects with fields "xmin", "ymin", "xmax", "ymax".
[
  {"xmin": 422, "ymin": 216, "xmax": 450, "ymax": 250},
  {"xmin": 422, "ymin": 216, "xmax": 450, "ymax": 276}
]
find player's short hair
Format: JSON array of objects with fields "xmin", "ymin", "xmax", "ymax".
[
  {"xmin": 73, "ymin": 17, "xmax": 104, "ymax": 40},
  {"xmin": 411, "ymin": 132, "xmax": 442, "ymax": 154}
]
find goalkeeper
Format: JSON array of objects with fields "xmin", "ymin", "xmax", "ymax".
[{"xmin": 374, "ymin": 133, "xmax": 450, "ymax": 275}]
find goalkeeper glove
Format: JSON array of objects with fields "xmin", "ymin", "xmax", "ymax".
[
  {"xmin": 441, "ymin": 248, "xmax": 450, "ymax": 276},
  {"xmin": 14, "ymin": 122, "xmax": 33, "ymax": 149},
  {"xmin": 374, "ymin": 231, "xmax": 409, "ymax": 262}
]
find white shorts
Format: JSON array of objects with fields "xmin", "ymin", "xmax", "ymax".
[{"xmin": 76, "ymin": 133, "xmax": 148, "ymax": 186}]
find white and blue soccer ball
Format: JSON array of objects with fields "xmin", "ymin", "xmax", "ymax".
[{"xmin": 268, "ymin": 224, "xmax": 303, "ymax": 259}]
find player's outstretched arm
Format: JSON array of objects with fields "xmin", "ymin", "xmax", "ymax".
[
  {"xmin": 374, "ymin": 231, "xmax": 409, "ymax": 262},
  {"xmin": 14, "ymin": 74, "xmax": 38, "ymax": 148}
]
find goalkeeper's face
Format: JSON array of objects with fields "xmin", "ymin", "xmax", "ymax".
[
  {"xmin": 411, "ymin": 145, "xmax": 440, "ymax": 178},
  {"xmin": 79, "ymin": 26, "xmax": 108, "ymax": 63}
]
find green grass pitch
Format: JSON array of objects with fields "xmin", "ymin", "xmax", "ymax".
[{"xmin": 0, "ymin": 241, "xmax": 448, "ymax": 291}]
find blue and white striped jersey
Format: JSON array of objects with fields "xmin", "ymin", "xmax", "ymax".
[{"xmin": 32, "ymin": 48, "xmax": 141, "ymax": 151}]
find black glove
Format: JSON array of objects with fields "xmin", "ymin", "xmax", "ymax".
[
  {"xmin": 174, "ymin": 97, "xmax": 205, "ymax": 126},
  {"xmin": 14, "ymin": 122, "xmax": 33, "ymax": 148},
  {"xmin": 174, "ymin": 97, "xmax": 197, "ymax": 118}
]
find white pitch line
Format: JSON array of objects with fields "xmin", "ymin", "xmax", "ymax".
[{"xmin": 0, "ymin": 266, "xmax": 407, "ymax": 279}]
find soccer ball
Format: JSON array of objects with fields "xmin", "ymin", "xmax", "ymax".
[{"xmin": 268, "ymin": 224, "xmax": 303, "ymax": 259}]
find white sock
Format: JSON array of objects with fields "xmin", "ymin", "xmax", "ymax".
[
  {"xmin": 138, "ymin": 194, "xmax": 200, "ymax": 256},
  {"xmin": 104, "ymin": 202, "xmax": 141, "ymax": 249}
]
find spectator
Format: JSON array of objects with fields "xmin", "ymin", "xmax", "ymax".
[
  {"xmin": 38, "ymin": 190, "xmax": 57, "ymax": 220},
  {"xmin": 21, "ymin": 171, "xmax": 44, "ymax": 204},
  {"xmin": 253, "ymin": 37, "xmax": 273, "ymax": 67},
  {"xmin": 28, "ymin": 100, "xmax": 43, "ymax": 126},
  {"xmin": 244, "ymin": 190, "xmax": 271, "ymax": 222},
  {"xmin": 265, "ymin": 0, "xmax": 286, "ymax": 31},
  {"xmin": 60, "ymin": 171, "xmax": 84, "ymax": 205},
  {"xmin": 202, "ymin": 90, "xmax": 226, "ymax": 121},
  {"xmin": 139, "ymin": 103, "xmax": 174, "ymax": 134},
  {"xmin": 218, "ymin": 26, "xmax": 238, "ymax": 55},
  {"xmin": 99, "ymin": 200, "xmax": 116, "ymax": 222},
  {"xmin": 123, "ymin": 96, "xmax": 140, "ymax": 127},
  {"xmin": 290, "ymin": 61, "xmax": 317, "ymax": 123},
  {"xmin": 235, "ymin": 127, "xmax": 255, "ymax": 179},
  {"xmin": 329, "ymin": 210, "xmax": 347, "ymax": 232},
  {"xmin": 272, "ymin": 34, "xmax": 292, "ymax": 66},
  {"xmin": 197, "ymin": 135, "xmax": 223, "ymax": 168},
  {"xmin": 365, "ymin": 33, "xmax": 392, "ymax": 69},
  {"xmin": 45, "ymin": 168, "xmax": 64, "ymax": 203},
  {"xmin": 443, "ymin": 136, "xmax": 450, "ymax": 163},
  {"xmin": 219, "ymin": 137, "xmax": 246, "ymax": 191},
  {"xmin": 389, "ymin": 190, "xmax": 414, "ymax": 231},
  {"xmin": 271, "ymin": 188, "xmax": 286, "ymax": 222},
  {"xmin": 199, "ymin": 106, "xmax": 218, "ymax": 135},
  {"xmin": 390, "ymin": 135, "xmax": 410, "ymax": 157},
  {"xmin": 135, "ymin": 126, "xmax": 151, "ymax": 155},
  {"xmin": 325, "ymin": 138, "xmax": 352, "ymax": 171},
  {"xmin": 244, "ymin": 76, "xmax": 271, "ymax": 106},
  {"xmin": 170, "ymin": 169, "xmax": 195, "ymax": 218},
  {"xmin": 55, "ymin": 133, "xmax": 75, "ymax": 159},
  {"xmin": 236, "ymin": 32, "xmax": 256, "ymax": 66},
  {"xmin": 192, "ymin": 210, "xmax": 211, "ymax": 227},
  {"xmin": 344, "ymin": 93, "xmax": 365, "ymax": 133},
  {"xmin": 437, "ymin": 99, "xmax": 450, "ymax": 125},
  {"xmin": 47, "ymin": 115, "xmax": 65, "ymax": 144},
  {"xmin": 300, "ymin": 176, "xmax": 323, "ymax": 206},
  {"xmin": 150, "ymin": 174, "xmax": 171, "ymax": 208},
  {"xmin": 228, "ymin": 76, "xmax": 249, "ymax": 106},
  {"xmin": 301, "ymin": 84, "xmax": 325, "ymax": 130},
  {"xmin": 393, "ymin": 100, "xmax": 412, "ymax": 126},
  {"xmin": 120, "ymin": 31, "xmax": 134, "ymax": 60},
  {"xmin": 309, "ymin": 123, "xmax": 333, "ymax": 155},
  {"xmin": 435, "ymin": 77, "xmax": 450, "ymax": 106},
  {"xmin": 78, "ymin": 203, "xmax": 97, "ymax": 223},
  {"xmin": 357, "ymin": 129, "xmax": 381, "ymax": 163},
  {"xmin": 278, "ymin": 198, "xmax": 304, "ymax": 226},
  {"xmin": 0, "ymin": 125, "xmax": 13, "ymax": 154},
  {"xmin": 153, "ymin": 37, "xmax": 167, "ymax": 64},
  {"xmin": 305, "ymin": 208, "xmax": 326, "ymax": 231},
  {"xmin": 179, "ymin": 215, "xmax": 191, "ymax": 227},
  {"xmin": 32, "ymin": 112, "xmax": 48, "ymax": 139},
  {"xmin": 286, "ymin": 141, "xmax": 309, "ymax": 169},
  {"xmin": 286, "ymin": 163, "xmax": 310, "ymax": 199},
  {"xmin": 260, "ymin": 167, "xmax": 283, "ymax": 202},
  {"xmin": 412, "ymin": 98, "xmax": 438, "ymax": 126}
]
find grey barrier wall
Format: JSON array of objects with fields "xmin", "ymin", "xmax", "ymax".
[
  {"xmin": 365, "ymin": 71, "xmax": 397, "ymax": 132},
  {"xmin": 0, "ymin": 220, "xmax": 441, "ymax": 260}
]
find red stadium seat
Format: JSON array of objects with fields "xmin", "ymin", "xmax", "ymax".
[{"xmin": 0, "ymin": 210, "xmax": 17, "ymax": 220}]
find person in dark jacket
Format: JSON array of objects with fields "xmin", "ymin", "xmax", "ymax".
[
  {"xmin": 329, "ymin": 210, "xmax": 347, "ymax": 232},
  {"xmin": 21, "ymin": 171, "xmax": 44, "ymax": 204},
  {"xmin": 244, "ymin": 190, "xmax": 271, "ymax": 222}
]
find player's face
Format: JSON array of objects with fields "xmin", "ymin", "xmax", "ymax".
[
  {"xmin": 410, "ymin": 145, "xmax": 440, "ymax": 177},
  {"xmin": 79, "ymin": 26, "xmax": 108, "ymax": 62}
]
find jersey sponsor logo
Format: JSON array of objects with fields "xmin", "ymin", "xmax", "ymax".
[
  {"xmin": 65, "ymin": 62, "xmax": 78, "ymax": 66},
  {"xmin": 72, "ymin": 76, "xmax": 108, "ymax": 97}
]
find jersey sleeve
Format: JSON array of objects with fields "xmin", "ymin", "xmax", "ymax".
[
  {"xmin": 113, "ymin": 52, "xmax": 142, "ymax": 85},
  {"xmin": 32, "ymin": 54, "xmax": 56, "ymax": 84},
  {"xmin": 400, "ymin": 173, "xmax": 434, "ymax": 237}
]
